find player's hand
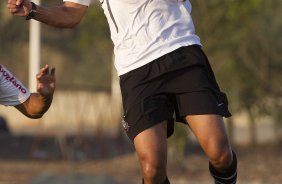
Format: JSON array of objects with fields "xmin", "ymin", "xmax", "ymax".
[
  {"xmin": 7, "ymin": 0, "xmax": 32, "ymax": 17},
  {"xmin": 36, "ymin": 65, "xmax": 56, "ymax": 97}
]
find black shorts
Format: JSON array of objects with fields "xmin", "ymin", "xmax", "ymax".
[{"xmin": 119, "ymin": 45, "xmax": 231, "ymax": 141}]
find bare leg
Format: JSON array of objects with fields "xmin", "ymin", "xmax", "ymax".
[
  {"xmin": 186, "ymin": 115, "xmax": 233, "ymax": 171},
  {"xmin": 134, "ymin": 121, "xmax": 168, "ymax": 184}
]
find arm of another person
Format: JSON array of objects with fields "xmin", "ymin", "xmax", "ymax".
[
  {"xmin": 7, "ymin": 0, "xmax": 88, "ymax": 28},
  {"xmin": 15, "ymin": 65, "xmax": 56, "ymax": 119}
]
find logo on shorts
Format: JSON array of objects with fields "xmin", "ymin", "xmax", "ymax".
[
  {"xmin": 122, "ymin": 118, "xmax": 130, "ymax": 132},
  {"xmin": 217, "ymin": 102, "xmax": 224, "ymax": 107}
]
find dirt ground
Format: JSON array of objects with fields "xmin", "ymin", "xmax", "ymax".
[{"xmin": 0, "ymin": 135, "xmax": 281, "ymax": 184}]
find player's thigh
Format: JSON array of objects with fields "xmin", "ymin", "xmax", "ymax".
[
  {"xmin": 185, "ymin": 115, "xmax": 231, "ymax": 156},
  {"xmin": 134, "ymin": 121, "xmax": 168, "ymax": 168}
]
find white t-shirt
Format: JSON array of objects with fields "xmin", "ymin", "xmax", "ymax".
[
  {"xmin": 64, "ymin": 0, "xmax": 201, "ymax": 75},
  {"xmin": 0, "ymin": 64, "xmax": 30, "ymax": 106}
]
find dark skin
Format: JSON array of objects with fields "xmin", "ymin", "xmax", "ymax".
[
  {"xmin": 134, "ymin": 116, "xmax": 232, "ymax": 184},
  {"xmin": 14, "ymin": 64, "xmax": 56, "ymax": 119},
  {"xmin": 7, "ymin": 0, "xmax": 88, "ymax": 28},
  {"xmin": 7, "ymin": 1, "xmax": 233, "ymax": 183}
]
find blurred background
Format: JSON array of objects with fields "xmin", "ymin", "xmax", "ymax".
[{"xmin": 0, "ymin": 0, "xmax": 281, "ymax": 183}]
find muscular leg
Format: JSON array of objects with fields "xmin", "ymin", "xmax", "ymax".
[
  {"xmin": 186, "ymin": 115, "xmax": 232, "ymax": 169},
  {"xmin": 186, "ymin": 115, "xmax": 237, "ymax": 183},
  {"xmin": 134, "ymin": 121, "xmax": 168, "ymax": 184}
]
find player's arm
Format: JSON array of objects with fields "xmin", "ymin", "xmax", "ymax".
[
  {"xmin": 15, "ymin": 65, "xmax": 56, "ymax": 119},
  {"xmin": 7, "ymin": 0, "xmax": 88, "ymax": 28}
]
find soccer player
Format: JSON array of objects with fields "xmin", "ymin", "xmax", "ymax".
[
  {"xmin": 7, "ymin": 0, "xmax": 237, "ymax": 183},
  {"xmin": 0, "ymin": 64, "xmax": 55, "ymax": 119}
]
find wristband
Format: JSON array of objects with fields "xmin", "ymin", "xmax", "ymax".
[{"xmin": 26, "ymin": 2, "xmax": 37, "ymax": 20}]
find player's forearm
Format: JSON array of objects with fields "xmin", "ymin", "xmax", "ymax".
[
  {"xmin": 8, "ymin": 0, "xmax": 87, "ymax": 28},
  {"xmin": 28, "ymin": 93, "xmax": 53, "ymax": 118},
  {"xmin": 32, "ymin": 4, "xmax": 85, "ymax": 28},
  {"xmin": 16, "ymin": 93, "xmax": 53, "ymax": 119},
  {"xmin": 33, "ymin": 5, "xmax": 85, "ymax": 28}
]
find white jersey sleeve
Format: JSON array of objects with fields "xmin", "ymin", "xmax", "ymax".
[
  {"xmin": 63, "ymin": 0, "xmax": 91, "ymax": 6},
  {"xmin": 0, "ymin": 64, "xmax": 31, "ymax": 106}
]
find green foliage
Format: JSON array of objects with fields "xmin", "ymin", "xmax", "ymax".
[
  {"xmin": 39, "ymin": 2, "xmax": 113, "ymax": 91},
  {"xmin": 74, "ymin": 5, "xmax": 113, "ymax": 90},
  {"xmin": 0, "ymin": 1, "xmax": 113, "ymax": 91},
  {"xmin": 168, "ymin": 123, "xmax": 188, "ymax": 163},
  {"xmin": 0, "ymin": 2, "xmax": 29, "ymax": 84},
  {"xmin": 192, "ymin": 0, "xmax": 282, "ymax": 119},
  {"xmin": 228, "ymin": 0, "xmax": 282, "ymax": 117}
]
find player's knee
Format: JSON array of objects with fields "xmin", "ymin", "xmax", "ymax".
[
  {"xmin": 209, "ymin": 148, "xmax": 232, "ymax": 169},
  {"xmin": 142, "ymin": 161, "xmax": 166, "ymax": 182}
]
